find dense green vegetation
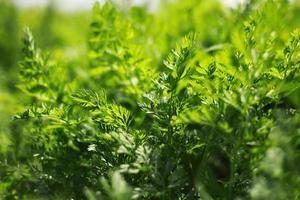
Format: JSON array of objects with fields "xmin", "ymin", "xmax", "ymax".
[{"xmin": 1, "ymin": 0, "xmax": 300, "ymax": 199}]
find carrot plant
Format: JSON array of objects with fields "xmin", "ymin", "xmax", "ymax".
[{"xmin": 0, "ymin": 0, "xmax": 300, "ymax": 199}]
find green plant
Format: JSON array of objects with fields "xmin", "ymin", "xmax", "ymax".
[{"xmin": 0, "ymin": 0, "xmax": 300, "ymax": 199}]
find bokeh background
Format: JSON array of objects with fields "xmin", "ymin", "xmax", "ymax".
[{"xmin": 14, "ymin": 0, "xmax": 245, "ymax": 11}]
